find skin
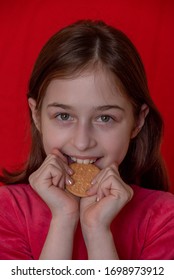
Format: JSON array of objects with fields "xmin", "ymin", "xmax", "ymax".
[{"xmin": 28, "ymin": 69, "xmax": 149, "ymax": 259}]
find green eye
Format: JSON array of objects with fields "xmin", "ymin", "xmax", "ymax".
[
  {"xmin": 100, "ymin": 115, "xmax": 111, "ymax": 122},
  {"xmin": 57, "ymin": 113, "xmax": 70, "ymax": 120}
]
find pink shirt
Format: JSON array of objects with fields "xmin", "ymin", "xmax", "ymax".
[{"xmin": 0, "ymin": 184, "xmax": 174, "ymax": 259}]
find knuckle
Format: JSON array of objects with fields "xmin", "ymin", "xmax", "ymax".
[
  {"xmin": 28, "ymin": 175, "xmax": 32, "ymax": 185},
  {"xmin": 105, "ymin": 164, "xmax": 118, "ymax": 176},
  {"xmin": 50, "ymin": 156, "xmax": 58, "ymax": 165},
  {"xmin": 29, "ymin": 173, "xmax": 35, "ymax": 184},
  {"xmin": 123, "ymin": 187, "xmax": 133, "ymax": 202},
  {"xmin": 105, "ymin": 167, "xmax": 114, "ymax": 176},
  {"xmin": 129, "ymin": 188, "xmax": 134, "ymax": 200},
  {"xmin": 110, "ymin": 162, "xmax": 117, "ymax": 169}
]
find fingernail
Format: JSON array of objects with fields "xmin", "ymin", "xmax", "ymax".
[
  {"xmin": 67, "ymin": 168, "xmax": 73, "ymax": 175},
  {"xmin": 66, "ymin": 178, "xmax": 73, "ymax": 185},
  {"xmin": 86, "ymin": 188, "xmax": 92, "ymax": 194},
  {"xmin": 96, "ymin": 197, "xmax": 100, "ymax": 202},
  {"xmin": 91, "ymin": 179, "xmax": 96, "ymax": 185}
]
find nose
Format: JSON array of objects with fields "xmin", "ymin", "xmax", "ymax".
[{"xmin": 72, "ymin": 123, "xmax": 97, "ymax": 151}]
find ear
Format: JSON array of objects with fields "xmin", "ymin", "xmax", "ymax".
[
  {"xmin": 131, "ymin": 104, "xmax": 149, "ymax": 138},
  {"xmin": 28, "ymin": 98, "xmax": 41, "ymax": 131}
]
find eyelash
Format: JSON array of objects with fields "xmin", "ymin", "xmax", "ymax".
[
  {"xmin": 55, "ymin": 113, "xmax": 115, "ymax": 124},
  {"xmin": 55, "ymin": 113, "xmax": 73, "ymax": 121},
  {"xmin": 97, "ymin": 115, "xmax": 114, "ymax": 123}
]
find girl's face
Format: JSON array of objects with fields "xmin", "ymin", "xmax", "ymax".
[{"xmin": 29, "ymin": 69, "xmax": 148, "ymax": 169}]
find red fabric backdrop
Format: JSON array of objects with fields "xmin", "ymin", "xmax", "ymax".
[{"xmin": 0, "ymin": 0, "xmax": 173, "ymax": 191}]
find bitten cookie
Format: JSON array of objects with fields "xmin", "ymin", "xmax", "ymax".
[{"xmin": 66, "ymin": 163, "xmax": 100, "ymax": 197}]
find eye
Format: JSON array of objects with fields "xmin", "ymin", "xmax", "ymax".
[
  {"xmin": 56, "ymin": 113, "xmax": 72, "ymax": 121},
  {"xmin": 99, "ymin": 115, "xmax": 112, "ymax": 122}
]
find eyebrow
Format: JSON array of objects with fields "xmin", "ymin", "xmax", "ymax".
[{"xmin": 47, "ymin": 103, "xmax": 125, "ymax": 112}]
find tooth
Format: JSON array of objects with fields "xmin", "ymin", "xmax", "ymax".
[
  {"xmin": 70, "ymin": 157, "xmax": 97, "ymax": 164},
  {"xmin": 71, "ymin": 157, "xmax": 76, "ymax": 162},
  {"xmin": 77, "ymin": 159, "xmax": 83, "ymax": 164}
]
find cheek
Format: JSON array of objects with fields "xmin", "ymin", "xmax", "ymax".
[
  {"xmin": 109, "ymin": 140, "xmax": 129, "ymax": 163},
  {"xmin": 41, "ymin": 126, "xmax": 70, "ymax": 155},
  {"xmin": 104, "ymin": 129, "xmax": 132, "ymax": 165}
]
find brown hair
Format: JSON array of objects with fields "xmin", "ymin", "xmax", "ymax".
[{"xmin": 0, "ymin": 19, "xmax": 169, "ymax": 190}]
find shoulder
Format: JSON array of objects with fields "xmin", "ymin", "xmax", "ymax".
[
  {"xmin": 119, "ymin": 184, "xmax": 174, "ymax": 241},
  {"xmin": 131, "ymin": 184, "xmax": 174, "ymax": 210},
  {"xmin": 0, "ymin": 183, "xmax": 33, "ymax": 195},
  {"xmin": 129, "ymin": 185, "xmax": 174, "ymax": 222},
  {"xmin": 0, "ymin": 184, "xmax": 50, "ymax": 217},
  {"xmin": 118, "ymin": 184, "xmax": 174, "ymax": 223},
  {"xmin": 129, "ymin": 185, "xmax": 174, "ymax": 259},
  {"xmin": 0, "ymin": 184, "xmax": 51, "ymax": 259},
  {"xmin": 130, "ymin": 185, "xmax": 174, "ymax": 242},
  {"xmin": 0, "ymin": 183, "xmax": 43, "ymax": 200},
  {"xmin": 0, "ymin": 184, "xmax": 40, "ymax": 203}
]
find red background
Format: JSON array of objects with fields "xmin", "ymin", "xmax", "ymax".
[{"xmin": 0, "ymin": 0, "xmax": 173, "ymax": 191}]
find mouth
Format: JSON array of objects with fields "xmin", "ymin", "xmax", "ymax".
[{"xmin": 64, "ymin": 154, "xmax": 100, "ymax": 165}]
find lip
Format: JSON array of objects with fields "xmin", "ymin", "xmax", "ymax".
[
  {"xmin": 70, "ymin": 156, "xmax": 98, "ymax": 164},
  {"xmin": 63, "ymin": 153, "xmax": 101, "ymax": 165},
  {"xmin": 69, "ymin": 155, "xmax": 98, "ymax": 160}
]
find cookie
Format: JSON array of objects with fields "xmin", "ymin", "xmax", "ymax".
[{"xmin": 66, "ymin": 163, "xmax": 100, "ymax": 197}]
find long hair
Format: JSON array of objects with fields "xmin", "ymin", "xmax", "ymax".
[{"xmin": 0, "ymin": 19, "xmax": 169, "ymax": 190}]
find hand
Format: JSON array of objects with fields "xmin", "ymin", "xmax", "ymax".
[
  {"xmin": 29, "ymin": 149, "xmax": 80, "ymax": 221},
  {"xmin": 80, "ymin": 163, "xmax": 133, "ymax": 231}
]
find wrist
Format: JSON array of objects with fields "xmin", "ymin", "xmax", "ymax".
[
  {"xmin": 40, "ymin": 215, "xmax": 78, "ymax": 260},
  {"xmin": 82, "ymin": 225, "xmax": 110, "ymax": 244},
  {"xmin": 83, "ymin": 227, "xmax": 118, "ymax": 259},
  {"xmin": 51, "ymin": 214, "xmax": 79, "ymax": 231}
]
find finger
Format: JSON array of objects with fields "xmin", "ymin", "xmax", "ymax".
[
  {"xmin": 52, "ymin": 173, "xmax": 63, "ymax": 188},
  {"xmin": 43, "ymin": 153, "xmax": 73, "ymax": 176},
  {"xmin": 86, "ymin": 183, "xmax": 98, "ymax": 196},
  {"xmin": 98, "ymin": 163, "xmax": 120, "ymax": 184},
  {"xmin": 57, "ymin": 176, "xmax": 66, "ymax": 189},
  {"xmin": 80, "ymin": 193, "xmax": 98, "ymax": 209},
  {"xmin": 98, "ymin": 182, "xmax": 111, "ymax": 200},
  {"xmin": 95, "ymin": 178, "xmax": 113, "ymax": 201},
  {"xmin": 50, "ymin": 166, "xmax": 73, "ymax": 189},
  {"xmin": 110, "ymin": 162, "xmax": 119, "ymax": 172},
  {"xmin": 65, "ymin": 175, "xmax": 74, "ymax": 186},
  {"xmin": 90, "ymin": 168, "xmax": 105, "ymax": 185},
  {"xmin": 87, "ymin": 178, "xmax": 111, "ymax": 201},
  {"xmin": 30, "ymin": 163, "xmax": 61, "ymax": 189},
  {"xmin": 38, "ymin": 156, "xmax": 73, "ymax": 189},
  {"xmin": 51, "ymin": 148, "xmax": 67, "ymax": 163},
  {"xmin": 43, "ymin": 164, "xmax": 63, "ymax": 185},
  {"xmin": 34, "ymin": 156, "xmax": 58, "ymax": 178},
  {"xmin": 89, "ymin": 168, "xmax": 113, "ymax": 200},
  {"xmin": 51, "ymin": 151, "xmax": 74, "ymax": 175},
  {"xmin": 94, "ymin": 169, "xmax": 132, "ymax": 202},
  {"xmin": 90, "ymin": 165, "xmax": 113, "ymax": 186}
]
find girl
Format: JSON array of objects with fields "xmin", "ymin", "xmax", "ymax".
[{"xmin": 0, "ymin": 19, "xmax": 174, "ymax": 260}]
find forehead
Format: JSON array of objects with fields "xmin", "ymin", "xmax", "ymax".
[{"xmin": 42, "ymin": 69, "xmax": 130, "ymax": 108}]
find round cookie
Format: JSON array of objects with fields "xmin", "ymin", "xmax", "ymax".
[{"xmin": 66, "ymin": 163, "xmax": 100, "ymax": 197}]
